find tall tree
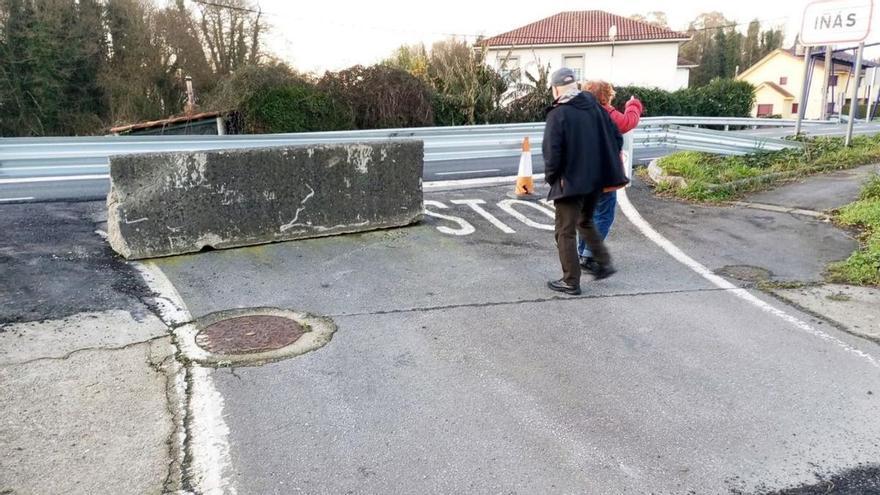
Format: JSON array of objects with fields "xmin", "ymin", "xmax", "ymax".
[
  {"xmin": 427, "ymin": 38, "xmax": 505, "ymax": 125},
  {"xmin": 0, "ymin": 0, "xmax": 107, "ymax": 135},
  {"xmin": 740, "ymin": 20, "xmax": 762, "ymax": 70},
  {"xmin": 382, "ymin": 43, "xmax": 429, "ymax": 79},
  {"xmin": 630, "ymin": 11, "xmax": 668, "ymax": 28},
  {"xmin": 682, "ymin": 13, "xmax": 785, "ymax": 86},
  {"xmin": 195, "ymin": 0, "xmax": 263, "ymax": 76}
]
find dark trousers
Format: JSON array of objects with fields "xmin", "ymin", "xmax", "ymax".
[
  {"xmin": 554, "ymin": 191, "xmax": 611, "ymax": 286},
  {"xmin": 577, "ymin": 190, "xmax": 617, "ymax": 258}
]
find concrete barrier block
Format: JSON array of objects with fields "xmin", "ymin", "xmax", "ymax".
[{"xmin": 107, "ymin": 141, "xmax": 423, "ymax": 259}]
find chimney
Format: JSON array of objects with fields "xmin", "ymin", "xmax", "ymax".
[{"xmin": 185, "ymin": 76, "xmax": 196, "ymax": 115}]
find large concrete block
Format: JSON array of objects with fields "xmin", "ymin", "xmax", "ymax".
[{"xmin": 107, "ymin": 141, "xmax": 423, "ymax": 259}]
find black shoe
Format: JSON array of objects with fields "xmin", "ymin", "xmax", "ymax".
[
  {"xmin": 579, "ymin": 257, "xmax": 599, "ymax": 274},
  {"xmin": 547, "ymin": 279, "xmax": 581, "ymax": 295},
  {"xmin": 593, "ymin": 263, "xmax": 617, "ymax": 280}
]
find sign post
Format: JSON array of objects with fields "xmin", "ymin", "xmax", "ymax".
[
  {"xmin": 798, "ymin": 0, "xmax": 874, "ymax": 141},
  {"xmin": 819, "ymin": 45, "xmax": 833, "ymax": 120},
  {"xmin": 845, "ymin": 42, "xmax": 865, "ymax": 146},
  {"xmin": 795, "ymin": 47, "xmax": 813, "ymax": 136}
]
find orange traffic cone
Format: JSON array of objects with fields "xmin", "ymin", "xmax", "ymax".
[{"xmin": 509, "ymin": 136, "xmax": 539, "ymax": 200}]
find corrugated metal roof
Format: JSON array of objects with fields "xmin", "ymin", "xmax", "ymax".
[{"xmin": 110, "ymin": 111, "xmax": 223, "ymax": 134}]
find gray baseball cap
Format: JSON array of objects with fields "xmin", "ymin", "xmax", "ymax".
[{"xmin": 550, "ymin": 68, "xmax": 577, "ymax": 87}]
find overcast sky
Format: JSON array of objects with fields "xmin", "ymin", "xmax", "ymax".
[{"xmin": 249, "ymin": 0, "xmax": 878, "ymax": 73}]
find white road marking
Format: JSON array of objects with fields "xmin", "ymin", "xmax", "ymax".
[
  {"xmin": 423, "ymin": 200, "xmax": 476, "ymax": 235},
  {"xmin": 0, "ymin": 174, "xmax": 109, "ymax": 184},
  {"xmin": 497, "ymin": 199, "xmax": 555, "ymax": 231},
  {"xmin": 617, "ymin": 188, "xmax": 879, "ymax": 369},
  {"xmin": 424, "ymin": 174, "xmax": 535, "ymax": 190},
  {"xmin": 451, "ymin": 199, "xmax": 516, "ymax": 233},
  {"xmin": 0, "ymin": 197, "xmax": 34, "ymax": 202},
  {"xmin": 133, "ymin": 262, "xmax": 237, "ymax": 494},
  {"xmin": 435, "ymin": 169, "xmax": 501, "ymax": 176}
]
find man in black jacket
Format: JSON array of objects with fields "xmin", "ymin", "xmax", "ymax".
[{"xmin": 543, "ymin": 68, "xmax": 628, "ymax": 296}]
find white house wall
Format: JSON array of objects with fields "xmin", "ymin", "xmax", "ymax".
[{"xmin": 489, "ymin": 41, "xmax": 686, "ymax": 91}]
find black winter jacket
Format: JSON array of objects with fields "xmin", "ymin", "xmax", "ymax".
[{"xmin": 542, "ymin": 91, "xmax": 628, "ymax": 201}]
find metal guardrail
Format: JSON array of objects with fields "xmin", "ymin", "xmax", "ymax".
[{"xmin": 0, "ymin": 117, "xmax": 824, "ymax": 180}]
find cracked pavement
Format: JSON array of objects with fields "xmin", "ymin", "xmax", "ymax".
[{"xmin": 2, "ymin": 172, "xmax": 879, "ymax": 494}]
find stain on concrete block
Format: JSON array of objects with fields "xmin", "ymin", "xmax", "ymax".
[{"xmin": 107, "ymin": 141, "xmax": 423, "ymax": 259}]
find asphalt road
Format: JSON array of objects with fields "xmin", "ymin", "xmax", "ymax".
[
  {"xmin": 3, "ymin": 165, "xmax": 879, "ymax": 492},
  {"xmin": 144, "ymin": 179, "xmax": 880, "ymax": 494}
]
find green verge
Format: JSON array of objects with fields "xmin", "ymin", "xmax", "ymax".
[
  {"xmin": 653, "ymin": 134, "xmax": 880, "ymax": 202},
  {"xmin": 826, "ymin": 174, "xmax": 880, "ymax": 286}
]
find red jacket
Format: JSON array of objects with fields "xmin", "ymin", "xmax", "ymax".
[{"xmin": 603, "ymin": 98, "xmax": 643, "ymax": 134}]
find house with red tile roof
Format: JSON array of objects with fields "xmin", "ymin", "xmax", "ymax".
[{"xmin": 482, "ymin": 11, "xmax": 693, "ymax": 91}]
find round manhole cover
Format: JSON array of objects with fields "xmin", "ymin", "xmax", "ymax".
[{"xmin": 195, "ymin": 315, "xmax": 306, "ymax": 355}]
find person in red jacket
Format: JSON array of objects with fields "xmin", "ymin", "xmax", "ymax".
[{"xmin": 576, "ymin": 80, "xmax": 643, "ymax": 274}]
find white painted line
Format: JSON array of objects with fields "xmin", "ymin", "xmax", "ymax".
[
  {"xmin": 497, "ymin": 199, "xmax": 555, "ymax": 231},
  {"xmin": 423, "ymin": 200, "xmax": 476, "ymax": 236},
  {"xmin": 0, "ymin": 197, "xmax": 35, "ymax": 202},
  {"xmin": 133, "ymin": 262, "xmax": 192, "ymax": 327},
  {"xmin": 424, "ymin": 174, "xmax": 525, "ymax": 190},
  {"xmin": 133, "ymin": 262, "xmax": 236, "ymax": 494},
  {"xmin": 451, "ymin": 198, "xmax": 516, "ymax": 233},
  {"xmin": 617, "ymin": 188, "xmax": 879, "ymax": 369},
  {"xmin": 0, "ymin": 174, "xmax": 108, "ymax": 184},
  {"xmin": 189, "ymin": 366, "xmax": 237, "ymax": 495},
  {"xmin": 435, "ymin": 168, "xmax": 501, "ymax": 176}
]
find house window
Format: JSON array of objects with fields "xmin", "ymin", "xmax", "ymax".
[
  {"xmin": 562, "ymin": 55, "xmax": 584, "ymax": 81},
  {"xmin": 791, "ymin": 103, "xmax": 799, "ymax": 114},
  {"xmin": 829, "ymin": 75, "xmax": 839, "ymax": 87},
  {"xmin": 756, "ymin": 104, "xmax": 774, "ymax": 117},
  {"xmin": 779, "ymin": 77, "xmax": 788, "ymax": 85},
  {"xmin": 499, "ymin": 56, "xmax": 521, "ymax": 83}
]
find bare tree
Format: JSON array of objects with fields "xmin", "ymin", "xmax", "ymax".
[{"xmin": 195, "ymin": 0, "xmax": 263, "ymax": 76}]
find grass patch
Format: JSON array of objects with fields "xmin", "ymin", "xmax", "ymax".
[
  {"xmin": 653, "ymin": 134, "xmax": 880, "ymax": 202},
  {"xmin": 826, "ymin": 174, "xmax": 880, "ymax": 287}
]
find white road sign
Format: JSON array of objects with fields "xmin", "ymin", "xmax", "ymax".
[{"xmin": 801, "ymin": 0, "xmax": 874, "ymax": 45}]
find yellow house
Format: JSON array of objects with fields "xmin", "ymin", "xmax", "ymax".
[{"xmin": 736, "ymin": 47, "xmax": 876, "ymax": 119}]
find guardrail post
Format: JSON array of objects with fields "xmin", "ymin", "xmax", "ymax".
[{"xmin": 622, "ymin": 131, "xmax": 635, "ymax": 182}]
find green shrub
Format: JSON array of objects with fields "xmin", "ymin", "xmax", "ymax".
[
  {"xmin": 242, "ymin": 82, "xmax": 354, "ymax": 133},
  {"xmin": 612, "ymin": 79, "xmax": 755, "ymax": 118},
  {"xmin": 860, "ymin": 174, "xmax": 880, "ymax": 201},
  {"xmin": 692, "ymin": 79, "xmax": 756, "ymax": 117},
  {"xmin": 828, "ymin": 183, "xmax": 880, "ymax": 286},
  {"xmin": 319, "ymin": 65, "xmax": 434, "ymax": 129},
  {"xmin": 206, "ymin": 63, "xmax": 309, "ymax": 114}
]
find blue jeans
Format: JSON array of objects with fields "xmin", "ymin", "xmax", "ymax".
[{"xmin": 577, "ymin": 190, "xmax": 617, "ymax": 258}]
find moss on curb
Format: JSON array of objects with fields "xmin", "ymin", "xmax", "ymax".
[{"xmin": 650, "ymin": 134, "xmax": 880, "ymax": 202}]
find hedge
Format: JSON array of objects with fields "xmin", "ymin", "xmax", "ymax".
[
  {"xmin": 242, "ymin": 82, "xmax": 354, "ymax": 133},
  {"xmin": 612, "ymin": 79, "xmax": 755, "ymax": 118},
  {"xmin": 211, "ymin": 62, "xmax": 757, "ymax": 132}
]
